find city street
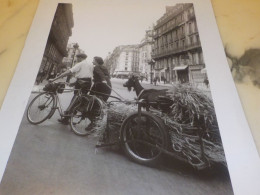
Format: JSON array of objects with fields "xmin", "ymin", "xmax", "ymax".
[{"xmin": 0, "ymin": 79, "xmax": 233, "ymax": 195}]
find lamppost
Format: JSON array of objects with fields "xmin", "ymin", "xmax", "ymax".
[
  {"xmin": 148, "ymin": 59, "xmax": 155, "ymax": 84},
  {"xmin": 66, "ymin": 43, "xmax": 79, "ymax": 82},
  {"xmin": 71, "ymin": 43, "xmax": 79, "ymax": 67}
]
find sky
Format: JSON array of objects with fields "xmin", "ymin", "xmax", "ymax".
[{"xmin": 68, "ymin": 0, "xmax": 175, "ymax": 61}]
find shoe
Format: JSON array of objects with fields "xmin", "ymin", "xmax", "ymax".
[{"xmin": 58, "ymin": 117, "xmax": 69, "ymax": 125}]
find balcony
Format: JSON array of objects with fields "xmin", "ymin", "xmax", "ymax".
[
  {"xmin": 185, "ymin": 41, "xmax": 201, "ymax": 50},
  {"xmin": 151, "ymin": 41, "xmax": 201, "ymax": 59},
  {"xmin": 154, "ymin": 18, "xmax": 185, "ymax": 39}
]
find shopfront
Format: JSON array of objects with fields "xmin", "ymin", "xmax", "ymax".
[{"xmin": 173, "ymin": 65, "xmax": 189, "ymax": 83}]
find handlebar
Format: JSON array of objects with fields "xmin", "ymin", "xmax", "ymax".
[{"xmin": 49, "ymin": 81, "xmax": 70, "ymax": 85}]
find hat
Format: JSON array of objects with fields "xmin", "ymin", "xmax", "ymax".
[
  {"xmin": 94, "ymin": 56, "xmax": 104, "ymax": 65},
  {"xmin": 76, "ymin": 53, "xmax": 87, "ymax": 59}
]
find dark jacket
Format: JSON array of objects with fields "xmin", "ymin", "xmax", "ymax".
[{"xmin": 93, "ymin": 65, "xmax": 111, "ymax": 86}]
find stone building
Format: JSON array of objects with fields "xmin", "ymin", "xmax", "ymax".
[
  {"xmin": 36, "ymin": 3, "xmax": 74, "ymax": 82},
  {"xmin": 104, "ymin": 46, "xmax": 121, "ymax": 76},
  {"xmin": 108, "ymin": 45, "xmax": 140, "ymax": 78},
  {"xmin": 152, "ymin": 3, "xmax": 205, "ymax": 84},
  {"xmin": 138, "ymin": 29, "xmax": 154, "ymax": 81}
]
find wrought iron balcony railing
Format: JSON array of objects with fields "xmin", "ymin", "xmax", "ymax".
[{"xmin": 151, "ymin": 41, "xmax": 201, "ymax": 59}]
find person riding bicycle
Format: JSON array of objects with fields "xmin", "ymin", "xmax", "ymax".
[
  {"xmin": 83, "ymin": 56, "xmax": 112, "ymax": 133},
  {"xmin": 90, "ymin": 56, "xmax": 112, "ymax": 102},
  {"xmin": 49, "ymin": 53, "xmax": 93, "ymax": 124}
]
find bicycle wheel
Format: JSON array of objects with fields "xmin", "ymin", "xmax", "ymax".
[
  {"xmin": 70, "ymin": 105, "xmax": 93, "ymax": 136},
  {"xmin": 27, "ymin": 92, "xmax": 56, "ymax": 124},
  {"xmin": 120, "ymin": 111, "xmax": 168, "ymax": 166}
]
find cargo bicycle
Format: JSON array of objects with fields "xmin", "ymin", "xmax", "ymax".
[{"xmin": 27, "ymin": 81, "xmax": 225, "ymax": 170}]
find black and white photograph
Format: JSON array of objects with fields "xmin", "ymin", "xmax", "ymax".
[{"xmin": 0, "ymin": 0, "xmax": 259, "ymax": 194}]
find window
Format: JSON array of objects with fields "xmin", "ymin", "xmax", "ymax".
[
  {"xmin": 189, "ymin": 22, "xmax": 192, "ymax": 34},
  {"xmin": 196, "ymin": 35, "xmax": 200, "ymax": 43},
  {"xmin": 172, "ymin": 58, "xmax": 176, "ymax": 65},
  {"xmin": 190, "ymin": 36, "xmax": 193, "ymax": 45},
  {"xmin": 199, "ymin": 52, "xmax": 204, "ymax": 64},
  {"xmin": 190, "ymin": 8, "xmax": 194, "ymax": 14},
  {"xmin": 192, "ymin": 53, "xmax": 199, "ymax": 64}
]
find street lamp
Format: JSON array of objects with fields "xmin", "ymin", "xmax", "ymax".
[
  {"xmin": 66, "ymin": 43, "xmax": 79, "ymax": 82},
  {"xmin": 71, "ymin": 43, "xmax": 79, "ymax": 68},
  {"xmin": 148, "ymin": 59, "xmax": 155, "ymax": 84}
]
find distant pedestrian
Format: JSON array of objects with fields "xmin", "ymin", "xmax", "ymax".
[
  {"xmin": 153, "ymin": 77, "xmax": 157, "ymax": 86},
  {"xmin": 161, "ymin": 76, "xmax": 166, "ymax": 84}
]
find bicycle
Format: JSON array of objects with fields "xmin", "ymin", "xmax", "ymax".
[
  {"xmin": 27, "ymin": 82, "xmax": 70, "ymax": 125},
  {"xmin": 70, "ymin": 82, "xmax": 122, "ymax": 136},
  {"xmin": 26, "ymin": 81, "xmax": 97, "ymax": 135},
  {"xmin": 27, "ymin": 81, "xmax": 120, "ymax": 136}
]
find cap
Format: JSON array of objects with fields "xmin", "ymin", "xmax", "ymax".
[{"xmin": 76, "ymin": 53, "xmax": 87, "ymax": 59}]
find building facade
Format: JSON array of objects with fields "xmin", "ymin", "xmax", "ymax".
[
  {"xmin": 108, "ymin": 45, "xmax": 140, "ymax": 78},
  {"xmin": 105, "ymin": 46, "xmax": 122, "ymax": 76},
  {"xmin": 152, "ymin": 4, "xmax": 205, "ymax": 85},
  {"xmin": 138, "ymin": 29, "xmax": 154, "ymax": 81},
  {"xmin": 36, "ymin": 4, "xmax": 74, "ymax": 82}
]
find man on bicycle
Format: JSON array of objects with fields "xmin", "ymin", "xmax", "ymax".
[{"xmin": 49, "ymin": 53, "xmax": 93, "ymax": 124}]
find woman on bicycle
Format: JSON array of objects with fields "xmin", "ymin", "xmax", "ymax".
[{"xmin": 91, "ymin": 56, "xmax": 112, "ymax": 102}]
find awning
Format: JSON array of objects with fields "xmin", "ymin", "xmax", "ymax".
[{"xmin": 173, "ymin": 65, "xmax": 188, "ymax": 71}]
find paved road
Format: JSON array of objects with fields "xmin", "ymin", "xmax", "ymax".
[{"xmin": 0, "ymin": 79, "xmax": 233, "ymax": 195}]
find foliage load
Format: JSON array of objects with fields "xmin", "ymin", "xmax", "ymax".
[{"xmin": 94, "ymin": 84, "xmax": 226, "ymax": 168}]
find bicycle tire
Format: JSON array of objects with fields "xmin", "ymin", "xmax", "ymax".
[
  {"xmin": 120, "ymin": 111, "xmax": 169, "ymax": 166},
  {"xmin": 70, "ymin": 104, "xmax": 93, "ymax": 136},
  {"xmin": 27, "ymin": 92, "xmax": 56, "ymax": 124}
]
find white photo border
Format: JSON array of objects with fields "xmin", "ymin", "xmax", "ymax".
[{"xmin": 0, "ymin": 0, "xmax": 260, "ymax": 194}]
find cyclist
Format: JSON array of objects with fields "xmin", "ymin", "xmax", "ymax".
[
  {"xmin": 91, "ymin": 56, "xmax": 112, "ymax": 102},
  {"xmin": 84, "ymin": 56, "xmax": 112, "ymax": 132},
  {"xmin": 49, "ymin": 53, "xmax": 93, "ymax": 124}
]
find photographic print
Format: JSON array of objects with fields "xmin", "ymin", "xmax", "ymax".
[{"xmin": 0, "ymin": 0, "xmax": 259, "ymax": 194}]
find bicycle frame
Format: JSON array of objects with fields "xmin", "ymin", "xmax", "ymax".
[{"xmin": 46, "ymin": 87, "xmax": 76, "ymax": 119}]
